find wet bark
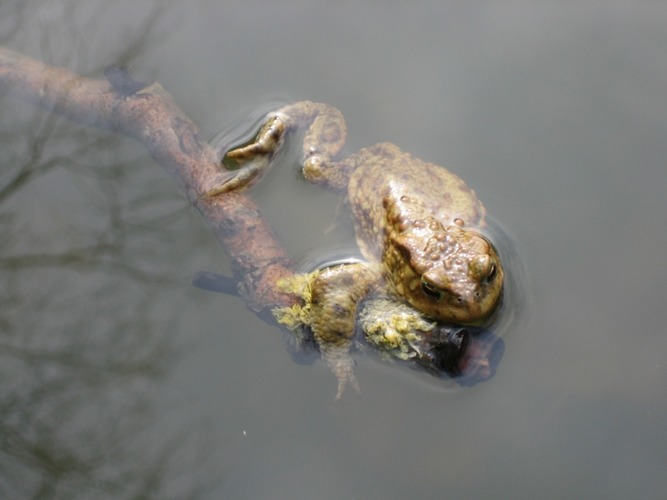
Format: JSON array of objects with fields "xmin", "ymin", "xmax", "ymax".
[{"xmin": 0, "ymin": 46, "xmax": 294, "ymax": 312}]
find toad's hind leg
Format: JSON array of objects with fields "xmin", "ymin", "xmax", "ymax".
[
  {"xmin": 222, "ymin": 102, "xmax": 353, "ymax": 194},
  {"xmin": 211, "ymin": 113, "xmax": 289, "ymax": 195},
  {"xmin": 284, "ymin": 102, "xmax": 352, "ymax": 192},
  {"xmin": 308, "ymin": 263, "xmax": 381, "ymax": 399}
]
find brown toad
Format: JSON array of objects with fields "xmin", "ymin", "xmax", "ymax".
[{"xmin": 220, "ymin": 102, "xmax": 504, "ymax": 397}]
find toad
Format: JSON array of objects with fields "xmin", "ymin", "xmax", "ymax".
[{"xmin": 219, "ymin": 102, "xmax": 504, "ymax": 398}]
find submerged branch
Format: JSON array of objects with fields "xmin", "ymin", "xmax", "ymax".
[{"xmin": 0, "ymin": 46, "xmax": 294, "ymax": 312}]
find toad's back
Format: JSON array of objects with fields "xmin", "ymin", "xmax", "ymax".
[{"xmin": 346, "ymin": 143, "xmax": 486, "ymax": 261}]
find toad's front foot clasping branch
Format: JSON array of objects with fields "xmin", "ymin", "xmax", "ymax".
[{"xmin": 203, "ymin": 114, "xmax": 289, "ymax": 198}]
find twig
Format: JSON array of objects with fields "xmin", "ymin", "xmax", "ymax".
[{"xmin": 0, "ymin": 46, "xmax": 294, "ymax": 312}]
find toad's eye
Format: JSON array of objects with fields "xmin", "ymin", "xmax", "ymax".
[
  {"xmin": 421, "ymin": 279, "xmax": 443, "ymax": 300},
  {"xmin": 486, "ymin": 263, "xmax": 497, "ymax": 283}
]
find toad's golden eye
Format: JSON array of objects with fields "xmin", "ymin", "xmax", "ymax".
[
  {"xmin": 421, "ymin": 279, "xmax": 443, "ymax": 300},
  {"xmin": 486, "ymin": 263, "xmax": 497, "ymax": 283}
]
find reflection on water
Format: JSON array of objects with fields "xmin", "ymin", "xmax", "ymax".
[
  {"xmin": 0, "ymin": 1, "xmax": 217, "ymax": 498},
  {"xmin": 0, "ymin": 109, "xmax": 206, "ymax": 497}
]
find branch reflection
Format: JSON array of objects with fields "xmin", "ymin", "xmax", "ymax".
[{"xmin": 0, "ymin": 1, "xmax": 217, "ymax": 498}]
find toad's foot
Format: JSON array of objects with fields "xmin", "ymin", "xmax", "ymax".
[
  {"xmin": 226, "ymin": 114, "xmax": 288, "ymax": 161},
  {"xmin": 276, "ymin": 263, "xmax": 380, "ymax": 399},
  {"xmin": 204, "ymin": 114, "xmax": 289, "ymax": 197},
  {"xmin": 306, "ymin": 263, "xmax": 381, "ymax": 399},
  {"xmin": 321, "ymin": 344, "xmax": 361, "ymax": 400}
]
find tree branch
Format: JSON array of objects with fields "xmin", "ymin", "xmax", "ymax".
[{"xmin": 0, "ymin": 46, "xmax": 294, "ymax": 312}]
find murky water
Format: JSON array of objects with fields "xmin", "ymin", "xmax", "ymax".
[{"xmin": 2, "ymin": 2, "xmax": 666, "ymax": 498}]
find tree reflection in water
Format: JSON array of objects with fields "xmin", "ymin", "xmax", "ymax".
[{"xmin": 0, "ymin": 1, "xmax": 218, "ymax": 498}]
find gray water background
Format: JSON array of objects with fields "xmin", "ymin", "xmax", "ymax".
[{"xmin": 1, "ymin": 1, "xmax": 666, "ymax": 498}]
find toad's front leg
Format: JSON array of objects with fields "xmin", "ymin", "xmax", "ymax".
[{"xmin": 308, "ymin": 263, "xmax": 381, "ymax": 399}]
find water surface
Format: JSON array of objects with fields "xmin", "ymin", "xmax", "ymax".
[{"xmin": 1, "ymin": 2, "xmax": 666, "ymax": 498}]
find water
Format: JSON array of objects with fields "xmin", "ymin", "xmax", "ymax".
[{"xmin": 2, "ymin": 1, "xmax": 666, "ymax": 498}]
